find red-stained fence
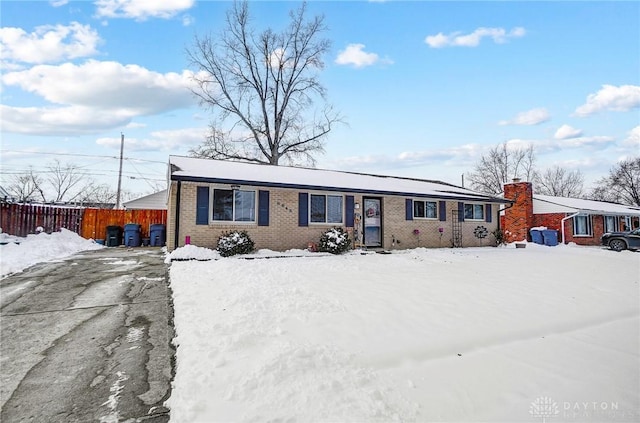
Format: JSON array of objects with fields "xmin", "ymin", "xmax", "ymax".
[
  {"xmin": 0, "ymin": 202, "xmax": 83, "ymax": 237},
  {"xmin": 0, "ymin": 201, "xmax": 166, "ymax": 241}
]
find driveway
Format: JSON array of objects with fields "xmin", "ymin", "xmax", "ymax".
[{"xmin": 0, "ymin": 247, "xmax": 174, "ymax": 423}]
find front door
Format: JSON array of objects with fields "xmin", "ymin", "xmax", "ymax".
[{"xmin": 363, "ymin": 197, "xmax": 382, "ymax": 247}]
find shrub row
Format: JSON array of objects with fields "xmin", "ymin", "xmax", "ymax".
[{"xmin": 216, "ymin": 227, "xmax": 351, "ymax": 257}]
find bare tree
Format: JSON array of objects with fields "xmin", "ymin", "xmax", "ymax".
[
  {"xmin": 187, "ymin": 1, "xmax": 341, "ymax": 166},
  {"xmin": 39, "ymin": 159, "xmax": 87, "ymax": 202},
  {"xmin": 5, "ymin": 160, "xmax": 122, "ymax": 204},
  {"xmin": 589, "ymin": 157, "xmax": 640, "ymax": 206},
  {"xmin": 466, "ymin": 142, "xmax": 536, "ymax": 195},
  {"xmin": 76, "ymin": 183, "xmax": 117, "ymax": 205},
  {"xmin": 533, "ymin": 165, "xmax": 584, "ymax": 198},
  {"xmin": 6, "ymin": 168, "xmax": 43, "ymax": 202}
]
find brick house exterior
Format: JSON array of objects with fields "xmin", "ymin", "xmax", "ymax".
[
  {"xmin": 502, "ymin": 180, "xmax": 640, "ymax": 245},
  {"xmin": 166, "ymin": 156, "xmax": 509, "ymax": 252}
]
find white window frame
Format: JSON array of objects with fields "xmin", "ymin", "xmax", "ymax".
[
  {"xmin": 211, "ymin": 188, "xmax": 256, "ymax": 224},
  {"xmin": 464, "ymin": 203, "xmax": 485, "ymax": 221},
  {"xmin": 414, "ymin": 200, "xmax": 438, "ymax": 219},
  {"xmin": 572, "ymin": 214, "xmax": 593, "ymax": 237},
  {"xmin": 603, "ymin": 215, "xmax": 619, "ymax": 233},
  {"xmin": 309, "ymin": 193, "xmax": 343, "ymax": 224}
]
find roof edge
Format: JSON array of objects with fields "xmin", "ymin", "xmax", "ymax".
[{"xmin": 170, "ymin": 174, "xmax": 510, "ymax": 203}]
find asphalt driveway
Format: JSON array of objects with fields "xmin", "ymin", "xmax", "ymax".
[{"xmin": 0, "ymin": 247, "xmax": 174, "ymax": 423}]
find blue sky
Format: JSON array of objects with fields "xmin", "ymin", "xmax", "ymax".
[{"xmin": 1, "ymin": 0, "xmax": 639, "ymax": 198}]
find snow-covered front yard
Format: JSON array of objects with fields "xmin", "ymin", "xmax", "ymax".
[{"xmin": 167, "ymin": 244, "xmax": 640, "ymax": 422}]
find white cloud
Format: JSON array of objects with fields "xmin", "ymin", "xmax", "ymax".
[
  {"xmin": 622, "ymin": 125, "xmax": 640, "ymax": 148},
  {"xmin": 96, "ymin": 127, "xmax": 207, "ymax": 151},
  {"xmin": 504, "ymin": 136, "xmax": 614, "ymax": 155},
  {"xmin": 50, "ymin": 0, "xmax": 69, "ymax": 6},
  {"xmin": 573, "ymin": 84, "xmax": 640, "ymax": 117},
  {"xmin": 0, "ymin": 22, "xmax": 100, "ymax": 65},
  {"xmin": 181, "ymin": 14, "xmax": 195, "ymax": 26},
  {"xmin": 498, "ymin": 108, "xmax": 550, "ymax": 126},
  {"xmin": 94, "ymin": 0, "xmax": 195, "ymax": 20},
  {"xmin": 556, "ymin": 136, "xmax": 615, "ymax": 149},
  {"xmin": 332, "ymin": 143, "xmax": 483, "ymax": 172},
  {"xmin": 330, "ymin": 133, "xmax": 618, "ymax": 177},
  {"xmin": 335, "ymin": 44, "xmax": 391, "ymax": 68},
  {"xmin": 125, "ymin": 122, "xmax": 147, "ymax": 129},
  {"xmin": 425, "ymin": 27, "xmax": 526, "ymax": 48},
  {"xmin": 554, "ymin": 124, "xmax": 583, "ymax": 140},
  {"xmin": 1, "ymin": 60, "xmax": 198, "ymax": 135},
  {"xmin": 0, "ymin": 104, "xmax": 132, "ymax": 135}
]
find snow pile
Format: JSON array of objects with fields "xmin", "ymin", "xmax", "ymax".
[
  {"xmin": 0, "ymin": 228, "xmax": 103, "ymax": 277},
  {"xmin": 167, "ymin": 245, "xmax": 640, "ymax": 422},
  {"xmin": 165, "ymin": 244, "xmax": 221, "ymax": 263}
]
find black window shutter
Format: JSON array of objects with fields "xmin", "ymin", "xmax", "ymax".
[
  {"xmin": 485, "ymin": 204, "xmax": 492, "ymax": 222},
  {"xmin": 258, "ymin": 190, "xmax": 270, "ymax": 226},
  {"xmin": 298, "ymin": 192, "xmax": 308, "ymax": 226},
  {"xmin": 439, "ymin": 201, "xmax": 446, "ymax": 221},
  {"xmin": 458, "ymin": 202, "xmax": 465, "ymax": 222},
  {"xmin": 345, "ymin": 195, "xmax": 355, "ymax": 227},
  {"xmin": 405, "ymin": 199, "xmax": 413, "ymax": 220},
  {"xmin": 196, "ymin": 186, "xmax": 209, "ymax": 225}
]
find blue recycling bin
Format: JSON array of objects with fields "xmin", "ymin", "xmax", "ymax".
[
  {"xmin": 124, "ymin": 223, "xmax": 142, "ymax": 247},
  {"xmin": 530, "ymin": 229, "xmax": 544, "ymax": 245},
  {"xmin": 149, "ymin": 224, "xmax": 166, "ymax": 247},
  {"xmin": 542, "ymin": 229, "xmax": 558, "ymax": 246}
]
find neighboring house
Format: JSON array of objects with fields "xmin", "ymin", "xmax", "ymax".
[
  {"xmin": 123, "ymin": 190, "xmax": 167, "ymax": 210},
  {"xmin": 166, "ymin": 156, "xmax": 509, "ymax": 252},
  {"xmin": 503, "ymin": 180, "xmax": 640, "ymax": 245}
]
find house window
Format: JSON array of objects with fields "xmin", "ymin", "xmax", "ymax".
[
  {"xmin": 464, "ymin": 203, "xmax": 485, "ymax": 220},
  {"xmin": 573, "ymin": 215, "xmax": 592, "ymax": 236},
  {"xmin": 310, "ymin": 194, "xmax": 343, "ymax": 223},
  {"xmin": 414, "ymin": 200, "xmax": 437, "ymax": 219},
  {"xmin": 212, "ymin": 189, "xmax": 256, "ymax": 222},
  {"xmin": 604, "ymin": 216, "xmax": 619, "ymax": 233}
]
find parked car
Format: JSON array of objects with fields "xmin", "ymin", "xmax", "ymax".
[{"xmin": 601, "ymin": 228, "xmax": 640, "ymax": 251}]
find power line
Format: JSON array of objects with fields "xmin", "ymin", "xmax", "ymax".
[{"xmin": 0, "ymin": 149, "xmax": 167, "ymax": 164}]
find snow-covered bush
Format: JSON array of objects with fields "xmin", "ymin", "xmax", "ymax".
[
  {"xmin": 217, "ymin": 230, "xmax": 255, "ymax": 257},
  {"xmin": 318, "ymin": 227, "xmax": 351, "ymax": 254}
]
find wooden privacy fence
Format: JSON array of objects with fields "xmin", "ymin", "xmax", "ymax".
[
  {"xmin": 81, "ymin": 208, "xmax": 167, "ymax": 241},
  {"xmin": 0, "ymin": 202, "xmax": 83, "ymax": 237},
  {"xmin": 0, "ymin": 202, "xmax": 167, "ymax": 241}
]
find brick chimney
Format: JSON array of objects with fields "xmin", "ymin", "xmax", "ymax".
[{"xmin": 503, "ymin": 180, "xmax": 533, "ymax": 243}]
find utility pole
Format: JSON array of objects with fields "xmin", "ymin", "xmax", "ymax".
[{"xmin": 116, "ymin": 132, "xmax": 124, "ymax": 209}]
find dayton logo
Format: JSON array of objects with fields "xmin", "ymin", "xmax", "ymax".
[{"xmin": 530, "ymin": 396, "xmax": 559, "ymax": 422}]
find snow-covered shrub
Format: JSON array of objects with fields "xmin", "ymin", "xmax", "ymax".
[
  {"xmin": 318, "ymin": 227, "xmax": 351, "ymax": 254},
  {"xmin": 217, "ymin": 230, "xmax": 255, "ymax": 257}
]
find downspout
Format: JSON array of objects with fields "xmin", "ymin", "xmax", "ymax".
[
  {"xmin": 173, "ymin": 180, "xmax": 181, "ymax": 250},
  {"xmin": 498, "ymin": 200, "xmax": 516, "ymax": 231},
  {"xmin": 560, "ymin": 212, "xmax": 579, "ymax": 245}
]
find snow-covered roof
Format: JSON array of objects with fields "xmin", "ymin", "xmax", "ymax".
[
  {"xmin": 533, "ymin": 194, "xmax": 640, "ymax": 216},
  {"xmin": 123, "ymin": 190, "xmax": 167, "ymax": 210},
  {"xmin": 168, "ymin": 156, "xmax": 508, "ymax": 202}
]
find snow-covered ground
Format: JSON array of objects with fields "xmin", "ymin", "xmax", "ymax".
[
  {"xmin": 167, "ymin": 243, "xmax": 640, "ymax": 423},
  {"xmin": 0, "ymin": 229, "xmax": 103, "ymax": 277},
  {"xmin": 2, "ymin": 229, "xmax": 638, "ymax": 422}
]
